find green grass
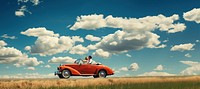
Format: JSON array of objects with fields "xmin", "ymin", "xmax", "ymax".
[{"xmin": 46, "ymin": 81, "xmax": 200, "ymax": 89}]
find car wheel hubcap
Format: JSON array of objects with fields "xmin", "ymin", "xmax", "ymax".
[
  {"xmin": 62, "ymin": 70, "xmax": 70, "ymax": 78},
  {"xmin": 99, "ymin": 71, "xmax": 106, "ymax": 77}
]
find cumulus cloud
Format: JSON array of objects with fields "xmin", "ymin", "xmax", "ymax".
[
  {"xmin": 69, "ymin": 44, "xmax": 89, "ymax": 55},
  {"xmin": 119, "ymin": 67, "xmax": 128, "ymax": 71},
  {"xmin": 15, "ymin": 5, "xmax": 31, "ymax": 17},
  {"xmin": 1, "ymin": 34, "xmax": 17, "ymax": 39},
  {"xmin": 44, "ymin": 65, "xmax": 51, "ymax": 68},
  {"xmin": 138, "ymin": 71, "xmax": 176, "ymax": 76},
  {"xmin": 93, "ymin": 49, "xmax": 111, "ymax": 58},
  {"xmin": 129, "ymin": 63, "xmax": 139, "ymax": 71},
  {"xmin": 70, "ymin": 14, "xmax": 106, "ymax": 30},
  {"xmin": 185, "ymin": 53, "xmax": 192, "ymax": 58},
  {"xmin": 48, "ymin": 56, "xmax": 75, "ymax": 63},
  {"xmin": 70, "ymin": 14, "xmax": 185, "ymax": 57},
  {"xmin": 126, "ymin": 54, "xmax": 132, "ymax": 57},
  {"xmin": 24, "ymin": 46, "xmax": 31, "ymax": 51},
  {"xmin": 70, "ymin": 14, "xmax": 186, "ymax": 33},
  {"xmin": 154, "ymin": 65, "xmax": 164, "ymax": 71},
  {"xmin": 18, "ymin": 0, "xmax": 41, "ymax": 6},
  {"xmin": 183, "ymin": 8, "xmax": 200, "ymax": 23},
  {"xmin": 95, "ymin": 30, "xmax": 164, "ymax": 53},
  {"xmin": 21, "ymin": 27, "xmax": 59, "ymax": 37},
  {"xmin": 0, "ymin": 40, "xmax": 7, "ymax": 47},
  {"xmin": 25, "ymin": 67, "xmax": 35, "ymax": 70},
  {"xmin": 87, "ymin": 44, "xmax": 97, "ymax": 50},
  {"xmin": 72, "ymin": 36, "xmax": 84, "ymax": 42},
  {"xmin": 180, "ymin": 61, "xmax": 200, "ymax": 75},
  {"xmin": 22, "ymin": 28, "xmax": 84, "ymax": 56},
  {"xmin": 170, "ymin": 43, "xmax": 195, "ymax": 52},
  {"xmin": 14, "ymin": 56, "xmax": 43, "ymax": 67},
  {"xmin": 0, "ymin": 40, "xmax": 43, "ymax": 67},
  {"xmin": 85, "ymin": 35, "xmax": 101, "ymax": 41}
]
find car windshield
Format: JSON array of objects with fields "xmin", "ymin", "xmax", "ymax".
[
  {"xmin": 74, "ymin": 58, "xmax": 84, "ymax": 64},
  {"xmin": 74, "ymin": 58, "xmax": 100, "ymax": 65}
]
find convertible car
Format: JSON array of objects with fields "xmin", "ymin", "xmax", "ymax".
[{"xmin": 54, "ymin": 59, "xmax": 114, "ymax": 79}]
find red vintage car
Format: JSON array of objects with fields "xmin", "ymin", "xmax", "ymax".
[{"xmin": 55, "ymin": 59, "xmax": 114, "ymax": 79}]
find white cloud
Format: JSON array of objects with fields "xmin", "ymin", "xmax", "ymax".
[
  {"xmin": 25, "ymin": 67, "xmax": 35, "ymax": 70},
  {"xmin": 18, "ymin": 0, "xmax": 29, "ymax": 3},
  {"xmin": 196, "ymin": 40, "xmax": 200, "ymax": 43},
  {"xmin": 170, "ymin": 43, "xmax": 195, "ymax": 52},
  {"xmin": 70, "ymin": 14, "xmax": 106, "ymax": 30},
  {"xmin": 163, "ymin": 39, "xmax": 169, "ymax": 43},
  {"xmin": 154, "ymin": 65, "xmax": 164, "ymax": 71},
  {"xmin": 183, "ymin": 8, "xmax": 200, "ymax": 23},
  {"xmin": 1, "ymin": 34, "xmax": 17, "ymax": 39},
  {"xmin": 24, "ymin": 46, "xmax": 31, "ymax": 51},
  {"xmin": 18, "ymin": 0, "xmax": 41, "ymax": 6},
  {"xmin": 70, "ymin": 14, "xmax": 185, "ymax": 57},
  {"xmin": 129, "ymin": 63, "xmax": 139, "ymax": 71},
  {"xmin": 48, "ymin": 56, "xmax": 75, "ymax": 63},
  {"xmin": 15, "ymin": 5, "xmax": 31, "ymax": 17},
  {"xmin": 185, "ymin": 53, "xmax": 192, "ymax": 58},
  {"xmin": 44, "ymin": 65, "xmax": 51, "ymax": 68},
  {"xmin": 22, "ymin": 28, "xmax": 84, "ymax": 56},
  {"xmin": 126, "ymin": 54, "xmax": 132, "ymax": 57},
  {"xmin": 0, "ymin": 41, "xmax": 43, "ymax": 67},
  {"xmin": 0, "ymin": 47, "xmax": 23, "ymax": 64},
  {"xmin": 70, "ymin": 14, "xmax": 186, "ymax": 33},
  {"xmin": 87, "ymin": 44, "xmax": 97, "ymax": 50},
  {"xmin": 30, "ymin": 0, "xmax": 40, "ymax": 5},
  {"xmin": 69, "ymin": 44, "xmax": 89, "ymax": 55},
  {"xmin": 139, "ymin": 71, "xmax": 176, "ymax": 76},
  {"xmin": 180, "ymin": 61, "xmax": 200, "ymax": 75},
  {"xmin": 85, "ymin": 35, "xmax": 101, "ymax": 41},
  {"xmin": 14, "ymin": 56, "xmax": 43, "ymax": 67},
  {"xmin": 21, "ymin": 27, "xmax": 59, "ymax": 37},
  {"xmin": 95, "ymin": 30, "xmax": 163, "ymax": 53},
  {"xmin": 72, "ymin": 36, "xmax": 84, "ymax": 42},
  {"xmin": 28, "ymin": 36, "xmax": 75, "ymax": 56},
  {"xmin": 93, "ymin": 49, "xmax": 110, "ymax": 58},
  {"xmin": 167, "ymin": 23, "xmax": 186, "ymax": 33},
  {"xmin": 15, "ymin": 10, "xmax": 25, "ymax": 17},
  {"xmin": 0, "ymin": 40, "xmax": 7, "ymax": 47},
  {"xmin": 119, "ymin": 67, "xmax": 128, "ymax": 71}
]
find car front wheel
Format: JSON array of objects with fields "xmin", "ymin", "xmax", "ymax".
[
  {"xmin": 61, "ymin": 70, "xmax": 71, "ymax": 79},
  {"xmin": 98, "ymin": 70, "xmax": 107, "ymax": 78}
]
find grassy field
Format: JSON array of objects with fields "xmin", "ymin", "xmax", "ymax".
[{"xmin": 1, "ymin": 76, "xmax": 200, "ymax": 89}]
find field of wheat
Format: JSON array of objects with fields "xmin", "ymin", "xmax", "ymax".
[{"xmin": 1, "ymin": 76, "xmax": 200, "ymax": 89}]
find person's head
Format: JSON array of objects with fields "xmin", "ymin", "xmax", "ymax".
[{"xmin": 88, "ymin": 55, "xmax": 92, "ymax": 59}]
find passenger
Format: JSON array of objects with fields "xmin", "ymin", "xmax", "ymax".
[{"xmin": 83, "ymin": 56, "xmax": 93, "ymax": 64}]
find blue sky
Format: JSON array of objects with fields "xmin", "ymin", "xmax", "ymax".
[{"xmin": 1, "ymin": 0, "xmax": 200, "ymax": 78}]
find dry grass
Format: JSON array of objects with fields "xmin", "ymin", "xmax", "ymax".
[{"xmin": 1, "ymin": 76, "xmax": 200, "ymax": 89}]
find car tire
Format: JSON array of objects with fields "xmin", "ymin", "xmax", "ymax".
[
  {"xmin": 98, "ymin": 70, "xmax": 107, "ymax": 78},
  {"xmin": 61, "ymin": 69, "xmax": 71, "ymax": 79},
  {"xmin": 93, "ymin": 75, "xmax": 99, "ymax": 78},
  {"xmin": 58, "ymin": 74, "xmax": 64, "ymax": 78}
]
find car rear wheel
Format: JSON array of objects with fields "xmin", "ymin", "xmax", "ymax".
[
  {"xmin": 61, "ymin": 70, "xmax": 71, "ymax": 79},
  {"xmin": 98, "ymin": 70, "xmax": 107, "ymax": 78}
]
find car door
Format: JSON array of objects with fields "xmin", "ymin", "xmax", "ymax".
[{"xmin": 74, "ymin": 64, "xmax": 97, "ymax": 74}]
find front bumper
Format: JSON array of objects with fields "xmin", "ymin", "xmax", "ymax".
[{"xmin": 54, "ymin": 71, "xmax": 61, "ymax": 75}]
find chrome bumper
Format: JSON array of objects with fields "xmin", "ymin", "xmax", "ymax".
[{"xmin": 54, "ymin": 71, "xmax": 61, "ymax": 75}]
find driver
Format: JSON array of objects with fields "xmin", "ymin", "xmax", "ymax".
[{"xmin": 83, "ymin": 56, "xmax": 93, "ymax": 64}]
